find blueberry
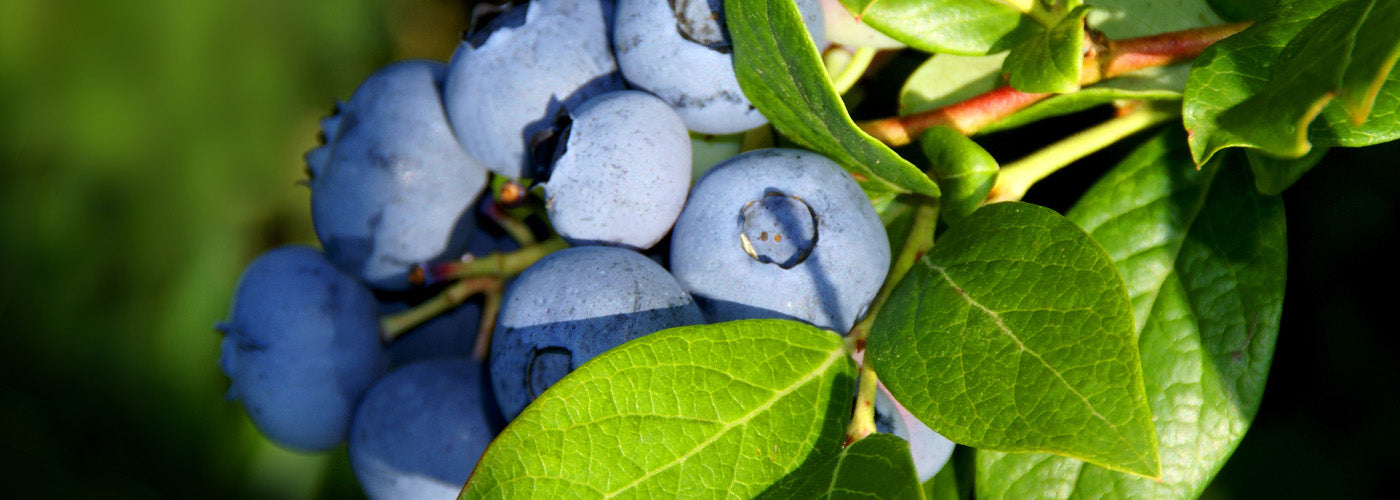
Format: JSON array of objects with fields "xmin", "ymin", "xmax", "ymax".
[
  {"xmin": 308, "ymin": 59, "xmax": 488, "ymax": 291},
  {"xmin": 349, "ymin": 359, "xmax": 500, "ymax": 500},
  {"xmin": 444, "ymin": 0, "xmax": 625, "ymax": 178},
  {"xmin": 669, "ymin": 148, "xmax": 888, "ymax": 333},
  {"xmin": 489, "ymin": 246, "xmax": 704, "ymax": 420},
  {"xmin": 612, "ymin": 0, "xmax": 825, "ymax": 134},
  {"xmin": 217, "ymin": 246, "xmax": 389, "ymax": 452},
  {"xmin": 542, "ymin": 90, "xmax": 691, "ymax": 250},
  {"xmin": 874, "ymin": 384, "xmax": 956, "ymax": 482}
]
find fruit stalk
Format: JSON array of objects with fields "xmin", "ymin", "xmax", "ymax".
[
  {"xmin": 379, "ymin": 276, "xmax": 501, "ymax": 344},
  {"xmin": 382, "ymin": 237, "xmax": 569, "ymax": 342},
  {"xmin": 845, "ymin": 196, "xmax": 938, "ymax": 444},
  {"xmin": 421, "ymin": 236, "xmax": 568, "ymax": 284},
  {"xmin": 858, "ymin": 21, "xmax": 1252, "ymax": 145}
]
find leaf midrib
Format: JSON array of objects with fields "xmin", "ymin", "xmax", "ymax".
[{"xmin": 925, "ymin": 262, "xmax": 1141, "ymax": 462}]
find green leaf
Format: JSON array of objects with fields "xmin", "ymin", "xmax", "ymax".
[
  {"xmin": 976, "ymin": 131, "xmax": 1286, "ymax": 499},
  {"xmin": 759, "ymin": 434, "xmax": 924, "ymax": 500},
  {"xmin": 1247, "ymin": 146, "xmax": 1329, "ymax": 194},
  {"xmin": 838, "ymin": 0, "xmax": 1041, "ymax": 55},
  {"xmin": 461, "ymin": 320, "xmax": 857, "ymax": 499},
  {"xmin": 919, "ymin": 126, "xmax": 997, "ymax": 222},
  {"xmin": 1337, "ymin": 0, "xmax": 1400, "ymax": 122},
  {"xmin": 1005, "ymin": 7, "xmax": 1089, "ymax": 93},
  {"xmin": 728, "ymin": 0, "xmax": 939, "ymax": 199},
  {"xmin": 868, "ymin": 201, "xmax": 1161, "ymax": 478},
  {"xmin": 1216, "ymin": 0, "xmax": 1384, "ymax": 156},
  {"xmin": 1184, "ymin": 0, "xmax": 1400, "ymax": 164}
]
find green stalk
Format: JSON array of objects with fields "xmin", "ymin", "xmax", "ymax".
[
  {"xmin": 379, "ymin": 277, "xmax": 499, "ymax": 344},
  {"xmin": 829, "ymin": 47, "xmax": 877, "ymax": 95},
  {"xmin": 845, "ymin": 197, "xmax": 939, "ymax": 444},
  {"xmin": 380, "ymin": 237, "xmax": 568, "ymax": 343},
  {"xmin": 989, "ymin": 103, "xmax": 1176, "ymax": 203}
]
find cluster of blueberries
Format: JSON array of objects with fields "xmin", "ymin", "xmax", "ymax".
[{"xmin": 218, "ymin": 0, "xmax": 953, "ymax": 498}]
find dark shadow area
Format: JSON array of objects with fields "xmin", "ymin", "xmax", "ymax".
[{"xmin": 1203, "ymin": 140, "xmax": 1400, "ymax": 500}]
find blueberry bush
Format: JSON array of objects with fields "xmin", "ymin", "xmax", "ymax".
[{"xmin": 214, "ymin": 0, "xmax": 1400, "ymax": 498}]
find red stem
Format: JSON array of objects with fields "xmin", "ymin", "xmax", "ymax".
[{"xmin": 859, "ymin": 21, "xmax": 1253, "ymax": 146}]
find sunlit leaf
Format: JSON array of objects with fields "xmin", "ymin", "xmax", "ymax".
[
  {"xmin": 977, "ymin": 131, "xmax": 1286, "ymax": 499},
  {"xmin": 870, "ymin": 202, "xmax": 1160, "ymax": 478},
  {"xmin": 462, "ymin": 320, "xmax": 856, "ymax": 499}
]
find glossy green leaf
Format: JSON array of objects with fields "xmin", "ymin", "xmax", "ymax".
[
  {"xmin": 1247, "ymin": 146, "xmax": 1330, "ymax": 194},
  {"xmin": 868, "ymin": 201, "xmax": 1160, "ymax": 478},
  {"xmin": 759, "ymin": 433, "xmax": 923, "ymax": 500},
  {"xmin": 1185, "ymin": 0, "xmax": 1400, "ymax": 164},
  {"xmin": 728, "ymin": 0, "xmax": 939, "ymax": 199},
  {"xmin": 920, "ymin": 126, "xmax": 997, "ymax": 222},
  {"xmin": 838, "ymin": 0, "xmax": 1040, "ymax": 55},
  {"xmin": 976, "ymin": 131, "xmax": 1287, "ymax": 499},
  {"xmin": 1216, "ymin": 0, "xmax": 1385, "ymax": 156},
  {"xmin": 1005, "ymin": 7, "xmax": 1089, "ymax": 93},
  {"xmin": 1337, "ymin": 0, "xmax": 1400, "ymax": 121},
  {"xmin": 461, "ymin": 320, "xmax": 857, "ymax": 499}
]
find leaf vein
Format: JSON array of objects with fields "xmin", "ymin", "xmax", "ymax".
[
  {"xmin": 926, "ymin": 264, "xmax": 1126, "ymax": 442},
  {"xmin": 600, "ymin": 346, "xmax": 845, "ymax": 498}
]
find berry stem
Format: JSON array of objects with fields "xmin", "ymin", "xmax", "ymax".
[
  {"xmin": 379, "ymin": 276, "xmax": 500, "ymax": 344},
  {"xmin": 425, "ymin": 236, "xmax": 568, "ymax": 283},
  {"xmin": 382, "ymin": 237, "xmax": 568, "ymax": 343},
  {"xmin": 858, "ymin": 21, "xmax": 1251, "ymax": 146},
  {"xmin": 845, "ymin": 196, "xmax": 939, "ymax": 445},
  {"xmin": 845, "ymin": 359, "xmax": 881, "ymax": 445},
  {"xmin": 986, "ymin": 102, "xmax": 1176, "ymax": 203},
  {"xmin": 484, "ymin": 200, "xmax": 538, "ymax": 246},
  {"xmin": 471, "ymin": 287, "xmax": 504, "ymax": 361}
]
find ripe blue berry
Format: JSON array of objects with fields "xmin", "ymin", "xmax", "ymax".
[
  {"xmin": 444, "ymin": 0, "xmax": 624, "ymax": 178},
  {"xmin": 349, "ymin": 359, "xmax": 500, "ymax": 500},
  {"xmin": 217, "ymin": 246, "xmax": 389, "ymax": 452},
  {"xmin": 308, "ymin": 59, "xmax": 488, "ymax": 291},
  {"xmin": 489, "ymin": 246, "xmax": 704, "ymax": 420},
  {"xmin": 613, "ymin": 0, "xmax": 825, "ymax": 134},
  {"xmin": 669, "ymin": 148, "xmax": 889, "ymax": 333},
  {"xmin": 543, "ymin": 90, "xmax": 691, "ymax": 250}
]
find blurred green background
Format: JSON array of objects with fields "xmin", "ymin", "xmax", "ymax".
[{"xmin": 0, "ymin": 0, "xmax": 1394, "ymax": 498}]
